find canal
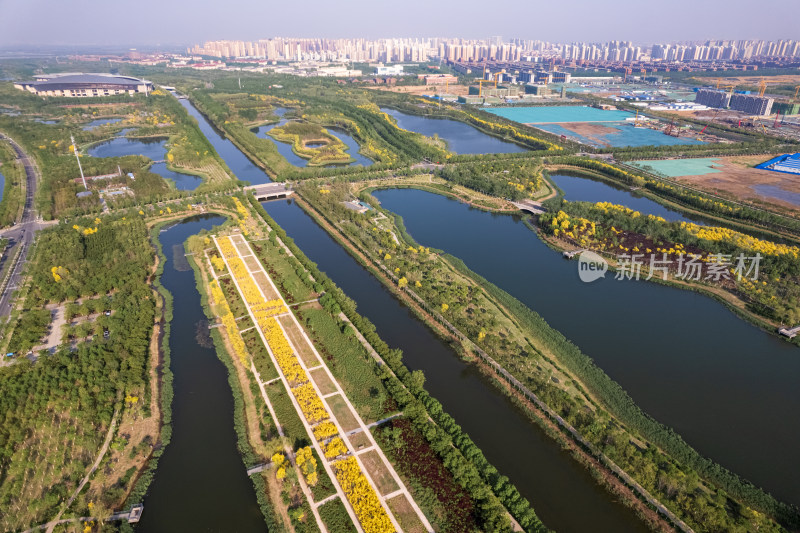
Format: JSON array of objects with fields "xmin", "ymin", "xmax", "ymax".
[
  {"xmin": 177, "ymin": 97, "xmax": 273, "ymax": 186},
  {"xmin": 173, "ymin": 95, "xmax": 650, "ymax": 531},
  {"xmin": 136, "ymin": 215, "xmax": 266, "ymax": 531},
  {"xmin": 263, "ymin": 198, "xmax": 648, "ymax": 533},
  {"xmin": 372, "ymin": 185, "xmax": 800, "ymax": 507}
]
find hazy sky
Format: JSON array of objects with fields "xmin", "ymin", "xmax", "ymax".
[{"xmin": 0, "ymin": 0, "xmax": 797, "ymax": 48}]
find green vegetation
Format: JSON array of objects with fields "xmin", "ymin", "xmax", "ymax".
[
  {"xmin": 438, "ymin": 158, "xmax": 544, "ymax": 200},
  {"xmin": 0, "ymin": 215, "xmax": 157, "ymax": 530},
  {"xmin": 542, "ymin": 199, "xmax": 800, "ymax": 324},
  {"xmin": 0, "ymin": 141, "xmax": 25, "ymax": 226},
  {"xmin": 549, "ymin": 157, "xmax": 800, "ymax": 238},
  {"xmin": 0, "ymin": 83, "xmax": 237, "ymax": 219},
  {"xmin": 268, "ymin": 121, "xmax": 353, "ymax": 166},
  {"xmin": 296, "ymin": 181, "xmax": 794, "ymax": 532},
  {"xmin": 250, "ymin": 196, "xmax": 548, "ymax": 532}
]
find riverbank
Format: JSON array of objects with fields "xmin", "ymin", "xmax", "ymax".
[
  {"xmin": 291, "ymin": 191, "xmax": 686, "ymax": 531},
  {"xmin": 548, "ymin": 165, "xmax": 800, "ymax": 243},
  {"xmin": 295, "ymin": 183, "xmax": 796, "ymax": 532},
  {"xmin": 248, "ymin": 196, "xmax": 552, "ymax": 532}
]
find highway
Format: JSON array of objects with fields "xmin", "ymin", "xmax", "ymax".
[{"xmin": 0, "ymin": 133, "xmax": 51, "ymax": 319}]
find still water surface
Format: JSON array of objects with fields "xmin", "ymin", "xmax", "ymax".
[
  {"xmin": 263, "ymin": 199, "xmax": 649, "ymax": 532},
  {"xmin": 373, "ymin": 186, "xmax": 800, "ymax": 507},
  {"xmin": 136, "ymin": 215, "xmax": 266, "ymax": 532}
]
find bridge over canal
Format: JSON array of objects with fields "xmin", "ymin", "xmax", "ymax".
[{"xmin": 244, "ymin": 182, "xmax": 294, "ymax": 201}]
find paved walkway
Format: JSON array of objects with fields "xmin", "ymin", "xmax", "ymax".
[{"xmin": 215, "ymin": 233, "xmax": 434, "ymax": 532}]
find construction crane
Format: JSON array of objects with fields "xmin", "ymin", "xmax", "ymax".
[
  {"xmin": 699, "ymin": 109, "xmax": 721, "ymax": 134},
  {"xmin": 477, "ymin": 79, "xmax": 492, "ymax": 97},
  {"xmin": 774, "ymin": 113, "xmax": 781, "ymax": 129},
  {"xmin": 758, "ymin": 78, "xmax": 767, "ymax": 97},
  {"xmin": 623, "ymin": 67, "xmax": 632, "ymax": 83}
]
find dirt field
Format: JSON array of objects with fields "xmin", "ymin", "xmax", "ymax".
[
  {"xmin": 366, "ymin": 84, "xmax": 471, "ymax": 96},
  {"xmin": 701, "ymin": 74, "xmax": 800, "ymax": 86},
  {"xmin": 674, "ymin": 155, "xmax": 800, "ymax": 212},
  {"xmin": 560, "ymin": 122, "xmax": 620, "ymax": 147}
]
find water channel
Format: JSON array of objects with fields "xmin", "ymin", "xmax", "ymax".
[
  {"xmin": 160, "ymin": 95, "xmax": 652, "ymax": 531},
  {"xmin": 372, "ymin": 184, "xmax": 800, "ymax": 507},
  {"xmin": 263, "ymin": 199, "xmax": 648, "ymax": 533},
  {"xmin": 136, "ymin": 215, "xmax": 266, "ymax": 532}
]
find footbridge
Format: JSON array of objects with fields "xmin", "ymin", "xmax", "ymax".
[
  {"xmin": 511, "ymin": 199, "xmax": 546, "ymax": 215},
  {"xmin": 244, "ymin": 182, "xmax": 294, "ymax": 201}
]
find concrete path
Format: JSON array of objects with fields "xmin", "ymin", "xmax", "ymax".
[{"xmin": 217, "ymin": 233, "xmax": 435, "ymax": 532}]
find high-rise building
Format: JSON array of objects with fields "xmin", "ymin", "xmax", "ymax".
[
  {"xmin": 695, "ymin": 89, "xmax": 731, "ymax": 109},
  {"xmin": 729, "ymin": 94, "xmax": 774, "ymax": 116}
]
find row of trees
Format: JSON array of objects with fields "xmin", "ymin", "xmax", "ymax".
[
  {"xmin": 249, "ymin": 195, "xmax": 548, "ymax": 532},
  {"xmin": 550, "ymin": 156, "xmax": 800, "ymax": 237},
  {"xmin": 300, "ymin": 182, "xmax": 796, "ymax": 531}
]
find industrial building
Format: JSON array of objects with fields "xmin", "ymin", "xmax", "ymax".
[
  {"xmin": 729, "ymin": 93, "xmax": 774, "ymax": 116},
  {"xmin": 468, "ymin": 84, "xmax": 521, "ymax": 98},
  {"xmin": 420, "ymin": 74, "xmax": 458, "ymax": 85},
  {"xmin": 374, "ymin": 65, "xmax": 404, "ymax": 75},
  {"xmin": 524, "ymin": 84, "xmax": 551, "ymax": 96},
  {"xmin": 695, "ymin": 89, "xmax": 732, "ymax": 109},
  {"xmin": 14, "ymin": 73, "xmax": 153, "ymax": 98},
  {"xmin": 695, "ymin": 88, "xmax": 774, "ymax": 116}
]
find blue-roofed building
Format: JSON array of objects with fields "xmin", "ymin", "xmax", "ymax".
[
  {"xmin": 14, "ymin": 73, "xmax": 153, "ymax": 98},
  {"xmin": 774, "ymin": 154, "xmax": 800, "ymax": 174},
  {"xmin": 756, "ymin": 153, "xmax": 800, "ymax": 175}
]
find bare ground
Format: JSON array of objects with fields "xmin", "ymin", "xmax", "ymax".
[{"xmin": 674, "ymin": 155, "xmax": 800, "ymax": 213}]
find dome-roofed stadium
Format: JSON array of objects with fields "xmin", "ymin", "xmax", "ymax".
[{"xmin": 14, "ymin": 73, "xmax": 154, "ymax": 98}]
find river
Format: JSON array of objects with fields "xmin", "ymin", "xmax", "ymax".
[
  {"xmin": 177, "ymin": 98, "xmax": 273, "ymax": 186},
  {"xmin": 372, "ymin": 185, "xmax": 800, "ymax": 507},
  {"xmin": 136, "ymin": 215, "xmax": 266, "ymax": 531},
  {"xmin": 170, "ymin": 94, "xmax": 650, "ymax": 531},
  {"xmin": 550, "ymin": 172, "xmax": 709, "ymax": 224},
  {"xmin": 381, "ymin": 108, "xmax": 528, "ymax": 155},
  {"xmin": 263, "ymin": 198, "xmax": 648, "ymax": 533}
]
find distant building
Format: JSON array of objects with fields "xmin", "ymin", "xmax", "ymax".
[
  {"xmin": 14, "ymin": 73, "xmax": 153, "ymax": 98},
  {"xmin": 551, "ymin": 71, "xmax": 571, "ymax": 83},
  {"xmin": 375, "ymin": 65, "xmax": 404, "ymax": 76},
  {"xmin": 729, "ymin": 94, "xmax": 774, "ymax": 116},
  {"xmin": 695, "ymin": 89, "xmax": 732, "ymax": 109},
  {"xmin": 420, "ymin": 74, "xmax": 458, "ymax": 86},
  {"xmin": 524, "ymin": 84, "xmax": 551, "ymax": 96}
]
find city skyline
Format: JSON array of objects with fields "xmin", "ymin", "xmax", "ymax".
[
  {"xmin": 0, "ymin": 0, "xmax": 798, "ymax": 48},
  {"xmin": 185, "ymin": 37, "xmax": 800, "ymax": 64}
]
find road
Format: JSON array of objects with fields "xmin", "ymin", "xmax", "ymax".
[{"xmin": 0, "ymin": 132, "xmax": 52, "ymax": 319}]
